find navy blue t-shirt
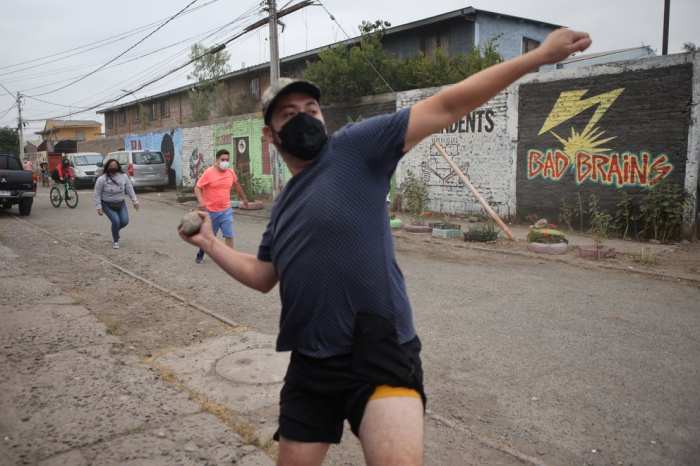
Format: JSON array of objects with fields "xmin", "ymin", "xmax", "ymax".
[{"xmin": 258, "ymin": 108, "xmax": 416, "ymax": 358}]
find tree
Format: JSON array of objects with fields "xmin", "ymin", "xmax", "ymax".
[
  {"xmin": 187, "ymin": 44, "xmax": 232, "ymax": 121},
  {"xmin": 303, "ymin": 20, "xmax": 504, "ymax": 104},
  {"xmin": 0, "ymin": 126, "xmax": 19, "ymax": 155},
  {"xmin": 683, "ymin": 42, "xmax": 699, "ymax": 53}
]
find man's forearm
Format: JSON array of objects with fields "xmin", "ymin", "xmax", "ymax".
[{"xmin": 202, "ymin": 238, "xmax": 277, "ymax": 292}]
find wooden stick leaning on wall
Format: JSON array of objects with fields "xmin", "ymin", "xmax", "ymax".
[{"xmin": 432, "ymin": 142, "xmax": 518, "ymax": 242}]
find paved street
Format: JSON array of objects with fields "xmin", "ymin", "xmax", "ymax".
[{"xmin": 1, "ymin": 186, "xmax": 699, "ymax": 465}]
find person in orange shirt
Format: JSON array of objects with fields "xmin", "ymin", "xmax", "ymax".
[{"xmin": 193, "ymin": 149, "xmax": 248, "ymax": 263}]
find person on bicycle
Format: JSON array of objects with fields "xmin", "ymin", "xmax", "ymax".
[{"xmin": 56, "ymin": 158, "xmax": 74, "ymax": 186}]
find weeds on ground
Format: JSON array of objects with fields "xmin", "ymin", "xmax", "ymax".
[
  {"xmin": 635, "ymin": 246, "xmax": 656, "ymax": 265},
  {"xmin": 105, "ymin": 320, "xmax": 121, "ymax": 335}
]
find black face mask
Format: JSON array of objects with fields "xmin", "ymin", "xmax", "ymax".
[
  {"xmin": 108, "ymin": 167, "xmax": 118, "ymax": 173},
  {"xmin": 62, "ymin": 162, "xmax": 69, "ymax": 167},
  {"xmin": 276, "ymin": 113, "xmax": 327, "ymax": 161}
]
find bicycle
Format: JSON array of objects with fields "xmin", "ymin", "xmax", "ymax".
[{"xmin": 50, "ymin": 179, "xmax": 79, "ymax": 208}]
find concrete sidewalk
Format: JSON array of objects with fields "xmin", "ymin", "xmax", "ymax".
[{"xmin": 0, "ymin": 243, "xmax": 273, "ymax": 466}]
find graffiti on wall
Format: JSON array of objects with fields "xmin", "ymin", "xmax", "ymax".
[
  {"xmin": 516, "ymin": 65, "xmax": 692, "ymax": 220},
  {"xmin": 125, "ymin": 129, "xmax": 182, "ymax": 188},
  {"xmin": 526, "ymin": 88, "xmax": 674, "ymax": 188},
  {"xmin": 189, "ymin": 148, "xmax": 205, "ymax": 180}
]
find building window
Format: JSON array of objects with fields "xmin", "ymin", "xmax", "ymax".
[
  {"xmin": 133, "ymin": 106, "xmax": 140, "ymax": 123},
  {"xmin": 106, "ymin": 113, "xmax": 114, "ymax": 129},
  {"xmin": 522, "ymin": 37, "xmax": 541, "ymax": 55},
  {"xmin": 281, "ymin": 65, "xmax": 298, "ymax": 78},
  {"xmin": 162, "ymin": 99, "xmax": 170, "ymax": 118},
  {"xmin": 150, "ymin": 102, "xmax": 157, "ymax": 120},
  {"xmin": 76, "ymin": 132, "xmax": 86, "ymax": 141},
  {"xmin": 119, "ymin": 110, "xmax": 126, "ymax": 126},
  {"xmin": 248, "ymin": 77, "xmax": 260, "ymax": 100},
  {"xmin": 423, "ymin": 31, "xmax": 450, "ymax": 56}
]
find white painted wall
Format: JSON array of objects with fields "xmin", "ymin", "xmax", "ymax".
[{"xmin": 397, "ymin": 87, "xmax": 515, "ymax": 217}]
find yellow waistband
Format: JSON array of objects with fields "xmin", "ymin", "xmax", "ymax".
[{"xmin": 369, "ymin": 384, "xmax": 421, "ymax": 401}]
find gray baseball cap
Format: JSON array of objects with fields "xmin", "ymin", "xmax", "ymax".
[{"xmin": 261, "ymin": 78, "xmax": 321, "ymax": 125}]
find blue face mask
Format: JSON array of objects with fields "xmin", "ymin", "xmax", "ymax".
[{"xmin": 276, "ymin": 113, "xmax": 327, "ymax": 161}]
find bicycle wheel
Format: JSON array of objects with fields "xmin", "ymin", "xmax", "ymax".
[
  {"xmin": 65, "ymin": 186, "xmax": 79, "ymax": 209},
  {"xmin": 50, "ymin": 187, "xmax": 62, "ymax": 207}
]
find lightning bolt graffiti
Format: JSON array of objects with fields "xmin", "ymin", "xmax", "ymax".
[{"xmin": 538, "ymin": 88, "xmax": 624, "ymax": 162}]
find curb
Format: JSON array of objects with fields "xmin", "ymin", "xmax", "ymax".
[{"xmin": 392, "ymin": 232, "xmax": 700, "ymax": 285}]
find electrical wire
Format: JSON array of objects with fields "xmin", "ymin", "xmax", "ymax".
[
  {"xmin": 0, "ymin": 104, "xmax": 17, "ymax": 121},
  {"xmin": 28, "ymin": 0, "xmax": 200, "ymax": 98},
  {"xmin": 0, "ymin": 0, "xmax": 221, "ymax": 74},
  {"xmin": 22, "ymin": 1, "xmax": 265, "ymax": 121}
]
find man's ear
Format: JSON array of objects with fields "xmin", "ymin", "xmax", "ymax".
[{"xmin": 262, "ymin": 125, "xmax": 274, "ymax": 143}]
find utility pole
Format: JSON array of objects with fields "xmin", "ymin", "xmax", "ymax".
[
  {"xmin": 662, "ymin": 0, "xmax": 670, "ymax": 55},
  {"xmin": 17, "ymin": 92, "xmax": 25, "ymax": 159},
  {"xmin": 268, "ymin": 0, "xmax": 280, "ymax": 84}
]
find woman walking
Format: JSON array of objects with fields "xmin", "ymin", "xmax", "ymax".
[{"xmin": 93, "ymin": 159, "xmax": 139, "ymax": 249}]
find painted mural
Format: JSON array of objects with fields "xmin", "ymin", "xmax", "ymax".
[
  {"xmin": 213, "ymin": 118, "xmax": 271, "ymax": 192},
  {"xmin": 516, "ymin": 65, "xmax": 692, "ymax": 221},
  {"xmin": 124, "ymin": 129, "xmax": 183, "ymax": 188}
]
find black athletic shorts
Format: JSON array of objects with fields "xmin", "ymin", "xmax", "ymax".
[{"xmin": 275, "ymin": 313, "xmax": 426, "ymax": 444}]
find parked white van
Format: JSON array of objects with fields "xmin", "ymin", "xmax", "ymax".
[
  {"xmin": 94, "ymin": 150, "xmax": 168, "ymax": 190},
  {"xmin": 66, "ymin": 152, "xmax": 104, "ymax": 189}
]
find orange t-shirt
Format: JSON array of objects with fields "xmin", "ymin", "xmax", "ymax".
[{"xmin": 196, "ymin": 166, "xmax": 237, "ymax": 212}]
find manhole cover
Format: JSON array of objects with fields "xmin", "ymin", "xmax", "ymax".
[{"xmin": 215, "ymin": 348, "xmax": 289, "ymax": 384}]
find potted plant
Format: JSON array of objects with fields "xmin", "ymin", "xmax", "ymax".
[
  {"xmin": 464, "ymin": 219, "xmax": 499, "ymax": 242},
  {"xmin": 400, "ymin": 170, "xmax": 431, "ymax": 233},
  {"xmin": 430, "ymin": 214, "xmax": 462, "ymax": 238}
]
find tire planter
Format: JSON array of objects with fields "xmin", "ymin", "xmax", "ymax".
[
  {"xmin": 239, "ymin": 200, "xmax": 264, "ymax": 210},
  {"xmin": 527, "ymin": 241, "xmax": 568, "ymax": 255},
  {"xmin": 403, "ymin": 225, "xmax": 432, "ymax": 233},
  {"xmin": 389, "ymin": 218, "xmax": 404, "ymax": 229}
]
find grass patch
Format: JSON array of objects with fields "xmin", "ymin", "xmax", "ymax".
[{"xmin": 147, "ymin": 359, "xmax": 278, "ymax": 460}]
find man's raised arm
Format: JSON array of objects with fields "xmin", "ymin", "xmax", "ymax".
[{"xmin": 403, "ymin": 28, "xmax": 592, "ymax": 152}]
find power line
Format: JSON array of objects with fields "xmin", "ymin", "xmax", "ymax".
[
  {"xmin": 0, "ymin": 0, "xmax": 222, "ymax": 75},
  {"xmin": 28, "ymin": 0, "xmax": 200, "ymax": 98},
  {"xmin": 22, "ymin": 4, "xmax": 264, "ymax": 122},
  {"xmin": 0, "ymin": 104, "xmax": 17, "ymax": 121}
]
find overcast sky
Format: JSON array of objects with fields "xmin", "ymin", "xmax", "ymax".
[{"xmin": 1, "ymin": 0, "xmax": 698, "ymax": 142}]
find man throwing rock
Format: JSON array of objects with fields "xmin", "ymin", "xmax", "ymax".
[{"xmin": 180, "ymin": 28, "xmax": 591, "ymax": 465}]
